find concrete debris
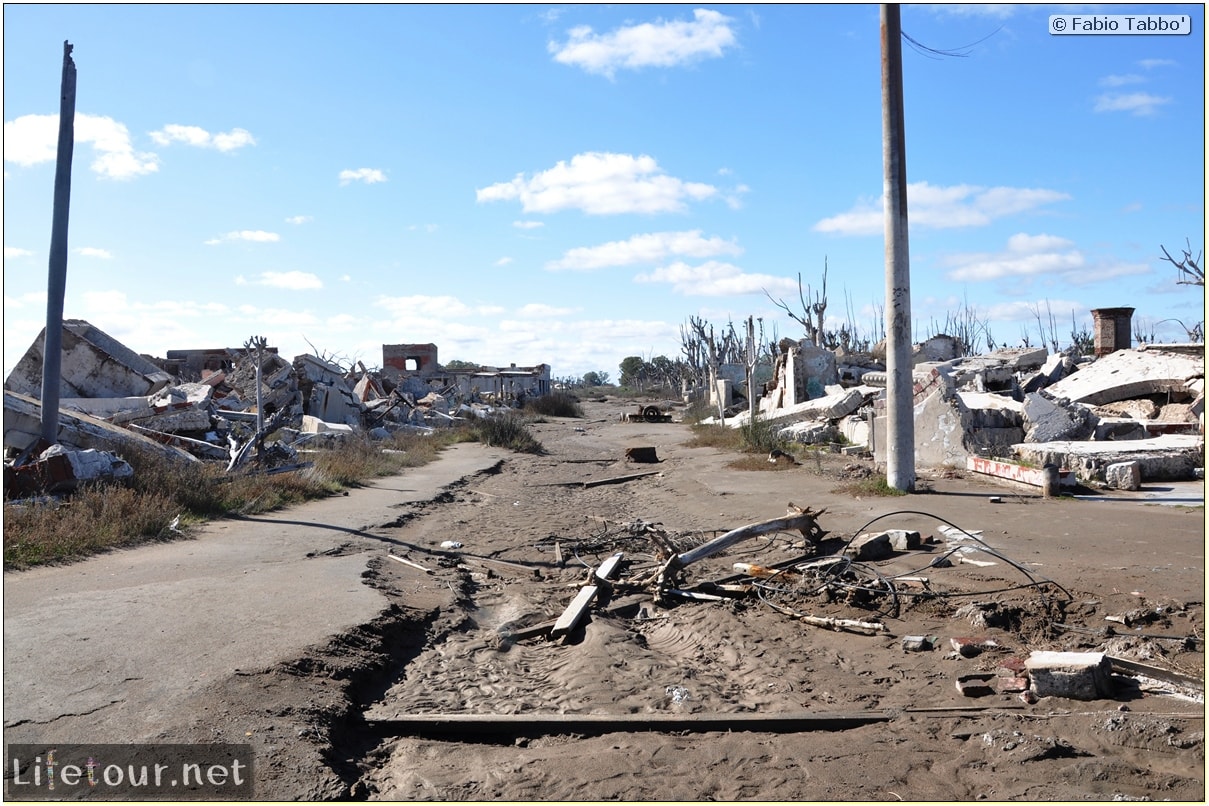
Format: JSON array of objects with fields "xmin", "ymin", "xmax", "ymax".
[
  {"xmin": 5, "ymin": 444, "xmax": 134, "ymax": 496},
  {"xmin": 1025, "ymin": 651, "xmax": 1114, "ymax": 700},
  {"xmin": 690, "ymin": 328, "xmax": 1200, "ymax": 490},
  {"xmin": 1044, "ymin": 347, "xmax": 1204, "ymax": 406},
  {"xmin": 5, "ymin": 320, "xmax": 173, "ymax": 400},
  {"xmin": 4, "ymin": 321, "xmax": 556, "ymax": 494},
  {"xmin": 1104, "ymin": 460, "xmax": 1142, "ymax": 491}
]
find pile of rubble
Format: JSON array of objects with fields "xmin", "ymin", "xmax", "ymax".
[
  {"xmin": 2, "ymin": 320, "xmax": 541, "ymax": 495},
  {"xmin": 704, "ymin": 331, "xmax": 1204, "ymax": 491}
]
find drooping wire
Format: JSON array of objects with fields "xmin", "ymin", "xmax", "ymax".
[{"xmin": 901, "ymin": 26, "xmax": 1003, "ymax": 60}]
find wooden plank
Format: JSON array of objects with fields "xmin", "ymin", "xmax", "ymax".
[
  {"xmin": 595, "ymin": 552, "xmax": 625, "ymax": 581},
  {"xmin": 1108, "ymin": 656, "xmax": 1205, "ymax": 691},
  {"xmin": 581, "ymin": 470, "xmax": 662, "ymax": 489},
  {"xmin": 366, "ymin": 710, "xmax": 891, "ymax": 739},
  {"xmin": 550, "ymin": 585, "xmax": 598, "ymax": 638},
  {"xmin": 500, "ymin": 595, "xmax": 646, "ymax": 643},
  {"xmin": 461, "ymin": 555, "xmax": 540, "ymax": 577},
  {"xmin": 386, "ymin": 553, "xmax": 432, "ymax": 574}
]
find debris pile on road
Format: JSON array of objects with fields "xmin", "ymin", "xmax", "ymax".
[{"xmin": 3, "ymin": 321, "xmax": 554, "ymax": 494}]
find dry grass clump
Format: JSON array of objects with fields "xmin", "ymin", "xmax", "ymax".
[
  {"xmin": 522, "ymin": 392, "xmax": 584, "ymax": 418},
  {"xmin": 3, "ymin": 428, "xmax": 470, "ymax": 570}
]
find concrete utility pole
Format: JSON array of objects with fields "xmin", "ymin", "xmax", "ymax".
[
  {"xmin": 40, "ymin": 41, "xmax": 77, "ymax": 445},
  {"xmin": 881, "ymin": 5, "xmax": 915, "ymax": 492}
]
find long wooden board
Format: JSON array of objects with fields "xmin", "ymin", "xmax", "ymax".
[{"xmin": 365, "ymin": 710, "xmax": 891, "ymax": 740}]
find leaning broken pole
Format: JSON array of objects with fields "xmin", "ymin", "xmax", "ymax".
[{"xmin": 40, "ymin": 40, "xmax": 78, "ymax": 444}]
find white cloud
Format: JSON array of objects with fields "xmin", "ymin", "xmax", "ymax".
[
  {"xmin": 340, "ymin": 168, "xmax": 387, "ymax": 185},
  {"xmin": 1094, "ymin": 92, "xmax": 1171, "ymax": 116},
  {"xmin": 205, "ymin": 230, "xmax": 281, "ymax": 245},
  {"xmin": 4, "ymin": 247, "xmax": 33, "ymax": 259},
  {"xmin": 985, "ymin": 298, "xmax": 1089, "ymax": 324},
  {"xmin": 4, "ymin": 113, "xmax": 159, "ymax": 179},
  {"xmin": 477, "ymin": 152, "xmax": 717, "ymax": 215},
  {"xmin": 74, "ymin": 247, "xmax": 113, "ymax": 259},
  {"xmin": 548, "ymin": 230, "xmax": 742, "ymax": 271},
  {"xmin": 942, "ymin": 232, "xmax": 1149, "ymax": 285},
  {"xmin": 549, "ymin": 8, "xmax": 738, "ymax": 78},
  {"xmin": 634, "ymin": 260, "xmax": 798, "ymax": 296},
  {"xmin": 4, "ymin": 290, "xmax": 46, "ymax": 308},
  {"xmin": 1099, "ymin": 74, "xmax": 1144, "ymax": 87},
  {"xmin": 517, "ymin": 303, "xmax": 576, "ymax": 317},
  {"xmin": 495, "ymin": 257, "xmax": 514, "ymax": 267},
  {"xmin": 1138, "ymin": 58, "xmax": 1176, "ymax": 69},
  {"xmin": 234, "ymin": 306, "xmax": 320, "ymax": 327},
  {"xmin": 944, "ymin": 233, "xmax": 1082, "ymax": 282},
  {"xmin": 235, "ymin": 271, "xmax": 323, "ymax": 290},
  {"xmin": 285, "ymin": 215, "xmax": 313, "ymax": 225},
  {"xmin": 814, "ymin": 181, "xmax": 1070, "ymax": 236},
  {"xmin": 149, "ymin": 124, "xmax": 256, "ymax": 152},
  {"xmin": 513, "ymin": 220, "xmax": 545, "ymax": 229},
  {"xmin": 374, "ymin": 294, "xmax": 505, "ymax": 319}
]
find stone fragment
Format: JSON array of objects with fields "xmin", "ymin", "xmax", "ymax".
[
  {"xmin": 1105, "ymin": 460, "xmax": 1142, "ymax": 491},
  {"xmin": 844, "ymin": 532, "xmax": 892, "ymax": 561},
  {"xmin": 1025, "ymin": 651, "xmax": 1113, "ymax": 700}
]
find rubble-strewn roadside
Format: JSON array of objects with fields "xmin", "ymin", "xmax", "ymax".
[{"xmin": 8, "ymin": 396, "xmax": 1201, "ymax": 801}]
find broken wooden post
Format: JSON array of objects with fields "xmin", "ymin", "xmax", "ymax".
[
  {"xmin": 550, "ymin": 552, "xmax": 625, "ymax": 640},
  {"xmin": 550, "ymin": 585, "xmax": 598, "ymax": 639},
  {"xmin": 675, "ymin": 510, "xmax": 822, "ymax": 568},
  {"xmin": 656, "ymin": 509, "xmax": 825, "ymax": 597},
  {"xmin": 40, "ymin": 41, "xmax": 78, "ymax": 445}
]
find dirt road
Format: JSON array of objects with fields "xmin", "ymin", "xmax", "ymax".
[{"xmin": 4, "ymin": 397, "xmax": 1204, "ymax": 801}]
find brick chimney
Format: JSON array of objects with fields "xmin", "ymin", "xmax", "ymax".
[{"xmin": 1090, "ymin": 307, "xmax": 1134, "ymax": 356}]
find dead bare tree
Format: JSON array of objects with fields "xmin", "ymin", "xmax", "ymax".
[
  {"xmin": 685, "ymin": 316, "xmax": 726, "ymax": 423},
  {"xmin": 1161, "ymin": 238, "xmax": 1204, "ymax": 287},
  {"xmin": 766, "ymin": 260, "xmax": 829, "ymax": 347},
  {"xmin": 1029, "ymin": 300, "xmax": 1060, "ymax": 354}
]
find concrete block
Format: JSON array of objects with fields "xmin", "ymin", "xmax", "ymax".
[
  {"xmin": 884, "ymin": 529, "xmax": 921, "ymax": 551},
  {"xmin": 1105, "ymin": 460, "xmax": 1142, "ymax": 491},
  {"xmin": 1025, "ymin": 651, "xmax": 1113, "ymax": 700},
  {"xmin": 845, "ymin": 532, "xmax": 892, "ymax": 561},
  {"xmin": 301, "ymin": 415, "xmax": 355, "ymax": 434}
]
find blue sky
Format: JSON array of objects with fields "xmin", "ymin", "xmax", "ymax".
[{"xmin": 4, "ymin": 4, "xmax": 1204, "ymax": 382}]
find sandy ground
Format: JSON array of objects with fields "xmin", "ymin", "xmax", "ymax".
[{"xmin": 4, "ymin": 396, "xmax": 1205, "ymax": 802}]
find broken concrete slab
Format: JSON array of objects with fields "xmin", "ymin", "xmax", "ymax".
[
  {"xmin": 5, "ymin": 320, "xmax": 173, "ymax": 400},
  {"xmin": 966, "ymin": 457, "xmax": 1076, "ymax": 490},
  {"xmin": 1014, "ymin": 434, "xmax": 1203, "ymax": 483},
  {"xmin": 1043, "ymin": 348, "xmax": 1204, "ymax": 407},
  {"xmin": 1023, "ymin": 392, "xmax": 1099, "ymax": 443},
  {"xmin": 4, "ymin": 390, "xmax": 198, "ymax": 463},
  {"xmin": 5, "ymin": 444, "xmax": 134, "ymax": 496}
]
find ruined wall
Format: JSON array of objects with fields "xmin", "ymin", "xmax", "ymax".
[{"xmin": 382, "ymin": 343, "xmax": 439, "ymax": 374}]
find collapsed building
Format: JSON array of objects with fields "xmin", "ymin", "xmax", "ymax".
[
  {"xmin": 3, "ymin": 321, "xmax": 551, "ymax": 492},
  {"xmin": 704, "ymin": 307, "xmax": 1204, "ymax": 492}
]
